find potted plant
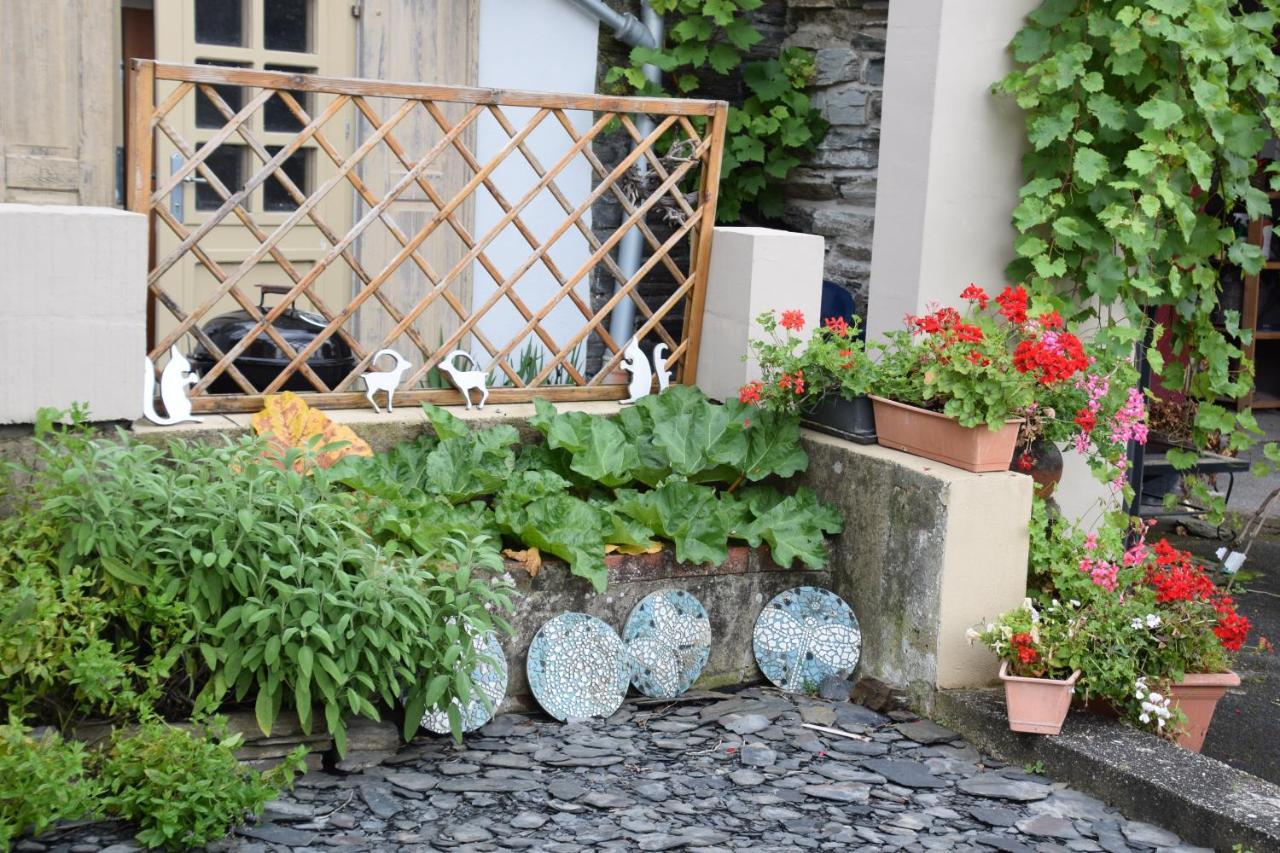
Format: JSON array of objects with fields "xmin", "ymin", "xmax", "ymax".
[
  {"xmin": 1025, "ymin": 502, "xmax": 1252, "ymax": 750},
  {"xmin": 1140, "ymin": 539, "xmax": 1251, "ymax": 751},
  {"xmin": 969, "ymin": 598, "xmax": 1083, "ymax": 734},
  {"xmin": 868, "ymin": 284, "xmax": 1090, "ymax": 472},
  {"xmin": 739, "ymin": 309, "xmax": 876, "ymax": 443},
  {"xmin": 1012, "ymin": 345, "xmax": 1145, "ymax": 498}
]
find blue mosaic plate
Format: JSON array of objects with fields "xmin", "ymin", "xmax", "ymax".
[
  {"xmin": 419, "ymin": 630, "xmax": 508, "ymax": 735},
  {"xmin": 753, "ymin": 586, "xmax": 861, "ymax": 694},
  {"xmin": 526, "ymin": 613, "xmax": 630, "ymax": 721},
  {"xmin": 623, "ymin": 589, "xmax": 712, "ymax": 699}
]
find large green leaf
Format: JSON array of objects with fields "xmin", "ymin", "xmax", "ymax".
[
  {"xmin": 530, "ymin": 398, "xmax": 638, "ymax": 487},
  {"xmin": 424, "ymin": 424, "xmax": 518, "ymax": 503},
  {"xmin": 729, "ymin": 405, "xmax": 809, "ymax": 481},
  {"xmin": 614, "ymin": 480, "xmax": 731, "ymax": 566},
  {"xmin": 737, "ymin": 487, "xmax": 843, "ymax": 569},
  {"xmin": 494, "ymin": 489, "xmax": 609, "ymax": 591}
]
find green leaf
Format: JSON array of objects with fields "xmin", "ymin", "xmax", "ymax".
[
  {"xmin": 737, "ymin": 487, "xmax": 843, "ymax": 568},
  {"xmin": 743, "ymin": 60, "xmax": 790, "ymax": 100},
  {"xmin": 708, "ymin": 42, "xmax": 742, "ymax": 75},
  {"xmin": 255, "ymin": 685, "xmax": 276, "ymax": 736},
  {"xmin": 1072, "ymin": 147, "xmax": 1109, "ymax": 186},
  {"xmin": 1136, "ymin": 98, "xmax": 1184, "ymax": 130},
  {"xmin": 724, "ymin": 20, "xmax": 763, "ymax": 51},
  {"xmin": 614, "ymin": 480, "xmax": 732, "ymax": 566},
  {"xmin": 529, "ymin": 398, "xmax": 638, "ymax": 487},
  {"xmin": 1124, "ymin": 147, "xmax": 1159, "ymax": 175}
]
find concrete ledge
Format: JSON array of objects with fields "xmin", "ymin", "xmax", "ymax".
[
  {"xmin": 798, "ymin": 432, "xmax": 1032, "ymax": 703},
  {"xmin": 935, "ymin": 688, "xmax": 1280, "ymax": 852}
]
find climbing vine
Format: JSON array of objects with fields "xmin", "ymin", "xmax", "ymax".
[
  {"xmin": 605, "ymin": 0, "xmax": 827, "ymax": 222},
  {"xmin": 996, "ymin": 0, "xmax": 1280, "ymax": 481}
]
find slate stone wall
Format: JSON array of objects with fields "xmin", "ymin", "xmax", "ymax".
[{"xmin": 583, "ymin": 1, "xmax": 889, "ymax": 375}]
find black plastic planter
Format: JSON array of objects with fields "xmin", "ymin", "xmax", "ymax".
[{"xmin": 802, "ymin": 395, "xmax": 877, "ymax": 445}]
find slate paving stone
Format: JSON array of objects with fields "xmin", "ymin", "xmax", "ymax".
[
  {"xmin": 861, "ymin": 758, "xmax": 949, "ymax": 789},
  {"xmin": 47, "ymin": 690, "xmax": 1197, "ymax": 853},
  {"xmin": 894, "ymin": 719, "xmax": 960, "ymax": 745}
]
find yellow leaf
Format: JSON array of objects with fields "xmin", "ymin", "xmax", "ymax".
[
  {"xmin": 604, "ymin": 541, "xmax": 663, "ymax": 555},
  {"xmin": 251, "ymin": 392, "xmax": 372, "ymax": 471},
  {"xmin": 502, "ymin": 547, "xmax": 542, "ymax": 578}
]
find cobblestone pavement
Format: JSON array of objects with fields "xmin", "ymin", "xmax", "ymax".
[{"xmin": 36, "ymin": 687, "xmax": 1207, "ymax": 853}]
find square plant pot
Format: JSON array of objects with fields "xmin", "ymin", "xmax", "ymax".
[{"xmin": 870, "ymin": 396, "xmax": 1020, "ymax": 473}]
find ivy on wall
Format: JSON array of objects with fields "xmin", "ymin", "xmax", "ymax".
[
  {"xmin": 996, "ymin": 0, "xmax": 1280, "ymax": 479},
  {"xmin": 605, "ymin": 0, "xmax": 827, "ymax": 222}
]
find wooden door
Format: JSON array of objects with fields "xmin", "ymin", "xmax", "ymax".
[
  {"xmin": 353, "ymin": 0, "xmax": 479, "ymax": 373},
  {"xmin": 151, "ymin": 0, "xmax": 357, "ymax": 382}
]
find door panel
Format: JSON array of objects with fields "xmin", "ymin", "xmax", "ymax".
[{"xmin": 152, "ymin": 0, "xmax": 356, "ymax": 389}]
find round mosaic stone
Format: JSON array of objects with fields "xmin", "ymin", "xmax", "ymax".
[
  {"xmin": 526, "ymin": 613, "xmax": 630, "ymax": 721},
  {"xmin": 419, "ymin": 630, "xmax": 508, "ymax": 735},
  {"xmin": 622, "ymin": 589, "xmax": 712, "ymax": 699},
  {"xmin": 753, "ymin": 586, "xmax": 861, "ymax": 694}
]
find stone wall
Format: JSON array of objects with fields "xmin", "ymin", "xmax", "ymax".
[{"xmin": 780, "ymin": 1, "xmax": 888, "ymax": 316}]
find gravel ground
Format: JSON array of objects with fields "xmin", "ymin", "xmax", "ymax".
[{"xmin": 31, "ymin": 686, "xmax": 1210, "ymax": 853}]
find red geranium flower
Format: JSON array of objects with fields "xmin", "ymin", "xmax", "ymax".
[
  {"xmin": 1039, "ymin": 310, "xmax": 1064, "ymax": 329},
  {"xmin": 1074, "ymin": 408, "xmax": 1097, "ymax": 433},
  {"xmin": 995, "ymin": 285, "xmax": 1029, "ymax": 324},
  {"xmin": 1010, "ymin": 632, "xmax": 1039, "ymax": 664},
  {"xmin": 960, "ymin": 284, "xmax": 990, "ymax": 309},
  {"xmin": 825, "ymin": 316, "xmax": 850, "ymax": 336},
  {"xmin": 780, "ymin": 309, "xmax": 805, "ymax": 332},
  {"xmin": 738, "ymin": 381, "xmax": 763, "ymax": 406}
]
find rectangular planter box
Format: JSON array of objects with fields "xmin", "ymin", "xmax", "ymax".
[
  {"xmin": 803, "ymin": 395, "xmax": 877, "ymax": 445},
  {"xmin": 869, "ymin": 396, "xmax": 1020, "ymax": 473}
]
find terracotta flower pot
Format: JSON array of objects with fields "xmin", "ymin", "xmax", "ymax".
[
  {"xmin": 1168, "ymin": 670, "xmax": 1240, "ymax": 752},
  {"xmin": 999, "ymin": 661, "xmax": 1081, "ymax": 735},
  {"xmin": 869, "ymin": 396, "xmax": 1022, "ymax": 473}
]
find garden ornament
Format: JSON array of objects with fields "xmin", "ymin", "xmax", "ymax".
[
  {"xmin": 623, "ymin": 589, "xmax": 711, "ymax": 699},
  {"xmin": 363, "ymin": 349, "xmax": 412, "ymax": 414},
  {"xmin": 527, "ymin": 613, "xmax": 630, "ymax": 721},
  {"xmin": 753, "ymin": 586, "xmax": 861, "ymax": 694},
  {"xmin": 142, "ymin": 345, "xmax": 202, "ymax": 426},
  {"xmin": 621, "ymin": 337, "xmax": 653, "ymax": 403},
  {"xmin": 652, "ymin": 343, "xmax": 672, "ymax": 392},
  {"xmin": 439, "ymin": 349, "xmax": 490, "ymax": 410},
  {"xmin": 418, "ymin": 629, "xmax": 508, "ymax": 735}
]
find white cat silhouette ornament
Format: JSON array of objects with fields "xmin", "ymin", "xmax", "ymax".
[{"xmin": 142, "ymin": 346, "xmax": 202, "ymax": 426}]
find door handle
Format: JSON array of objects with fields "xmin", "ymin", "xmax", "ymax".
[{"xmin": 169, "ymin": 153, "xmax": 208, "ymax": 219}]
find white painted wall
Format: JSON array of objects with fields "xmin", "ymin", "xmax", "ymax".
[
  {"xmin": 866, "ymin": 0, "xmax": 1038, "ymax": 341},
  {"xmin": 0, "ymin": 204, "xmax": 147, "ymax": 423},
  {"xmin": 473, "ymin": 0, "xmax": 601, "ymax": 380}
]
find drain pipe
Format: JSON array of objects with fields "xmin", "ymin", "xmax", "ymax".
[{"xmin": 567, "ymin": 0, "xmax": 663, "ymax": 346}]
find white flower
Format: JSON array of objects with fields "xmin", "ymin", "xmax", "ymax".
[
  {"xmin": 1139, "ymin": 712, "xmax": 1150, "ymax": 723},
  {"xmin": 1051, "ymin": 599, "xmax": 1061, "ymax": 609},
  {"xmin": 1148, "ymin": 691, "xmax": 1163, "ymax": 704},
  {"xmin": 1130, "ymin": 617, "xmax": 1145, "ymax": 630},
  {"xmin": 1145, "ymin": 613, "xmax": 1161, "ymax": 629},
  {"xmin": 1069, "ymin": 599, "xmax": 1081, "ymax": 608}
]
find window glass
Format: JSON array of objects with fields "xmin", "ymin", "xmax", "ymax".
[
  {"xmin": 263, "ymin": 65, "xmax": 315, "ymax": 132},
  {"xmin": 263, "ymin": 146, "xmax": 310, "ymax": 211},
  {"xmin": 264, "ymin": 0, "xmax": 311, "ymax": 52},
  {"xmin": 195, "ymin": 144, "xmax": 246, "ymax": 211},
  {"xmin": 194, "ymin": 60, "xmax": 248, "ymax": 129},
  {"xmin": 194, "ymin": 0, "xmax": 244, "ymax": 47}
]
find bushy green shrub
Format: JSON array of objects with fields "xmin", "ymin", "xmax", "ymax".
[
  {"xmin": 0, "ymin": 722, "xmax": 99, "ymax": 850},
  {"xmin": 2, "ymin": 411, "xmax": 513, "ymax": 745},
  {"xmin": 98, "ymin": 718, "xmax": 304, "ymax": 851}
]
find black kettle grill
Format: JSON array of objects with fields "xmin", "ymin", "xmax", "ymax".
[{"xmin": 190, "ymin": 284, "xmax": 357, "ymax": 393}]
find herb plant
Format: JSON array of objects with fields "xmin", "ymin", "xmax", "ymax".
[
  {"xmin": 0, "ymin": 723, "xmax": 99, "ymax": 850},
  {"xmin": 97, "ymin": 717, "xmax": 305, "ymax": 851}
]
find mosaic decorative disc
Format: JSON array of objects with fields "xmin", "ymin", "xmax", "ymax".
[
  {"xmin": 753, "ymin": 586, "xmax": 861, "ymax": 694},
  {"xmin": 526, "ymin": 613, "xmax": 630, "ymax": 721},
  {"xmin": 623, "ymin": 589, "xmax": 712, "ymax": 699},
  {"xmin": 419, "ymin": 630, "xmax": 508, "ymax": 735}
]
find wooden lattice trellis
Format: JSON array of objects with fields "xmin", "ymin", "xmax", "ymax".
[{"xmin": 128, "ymin": 60, "xmax": 727, "ymax": 413}]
